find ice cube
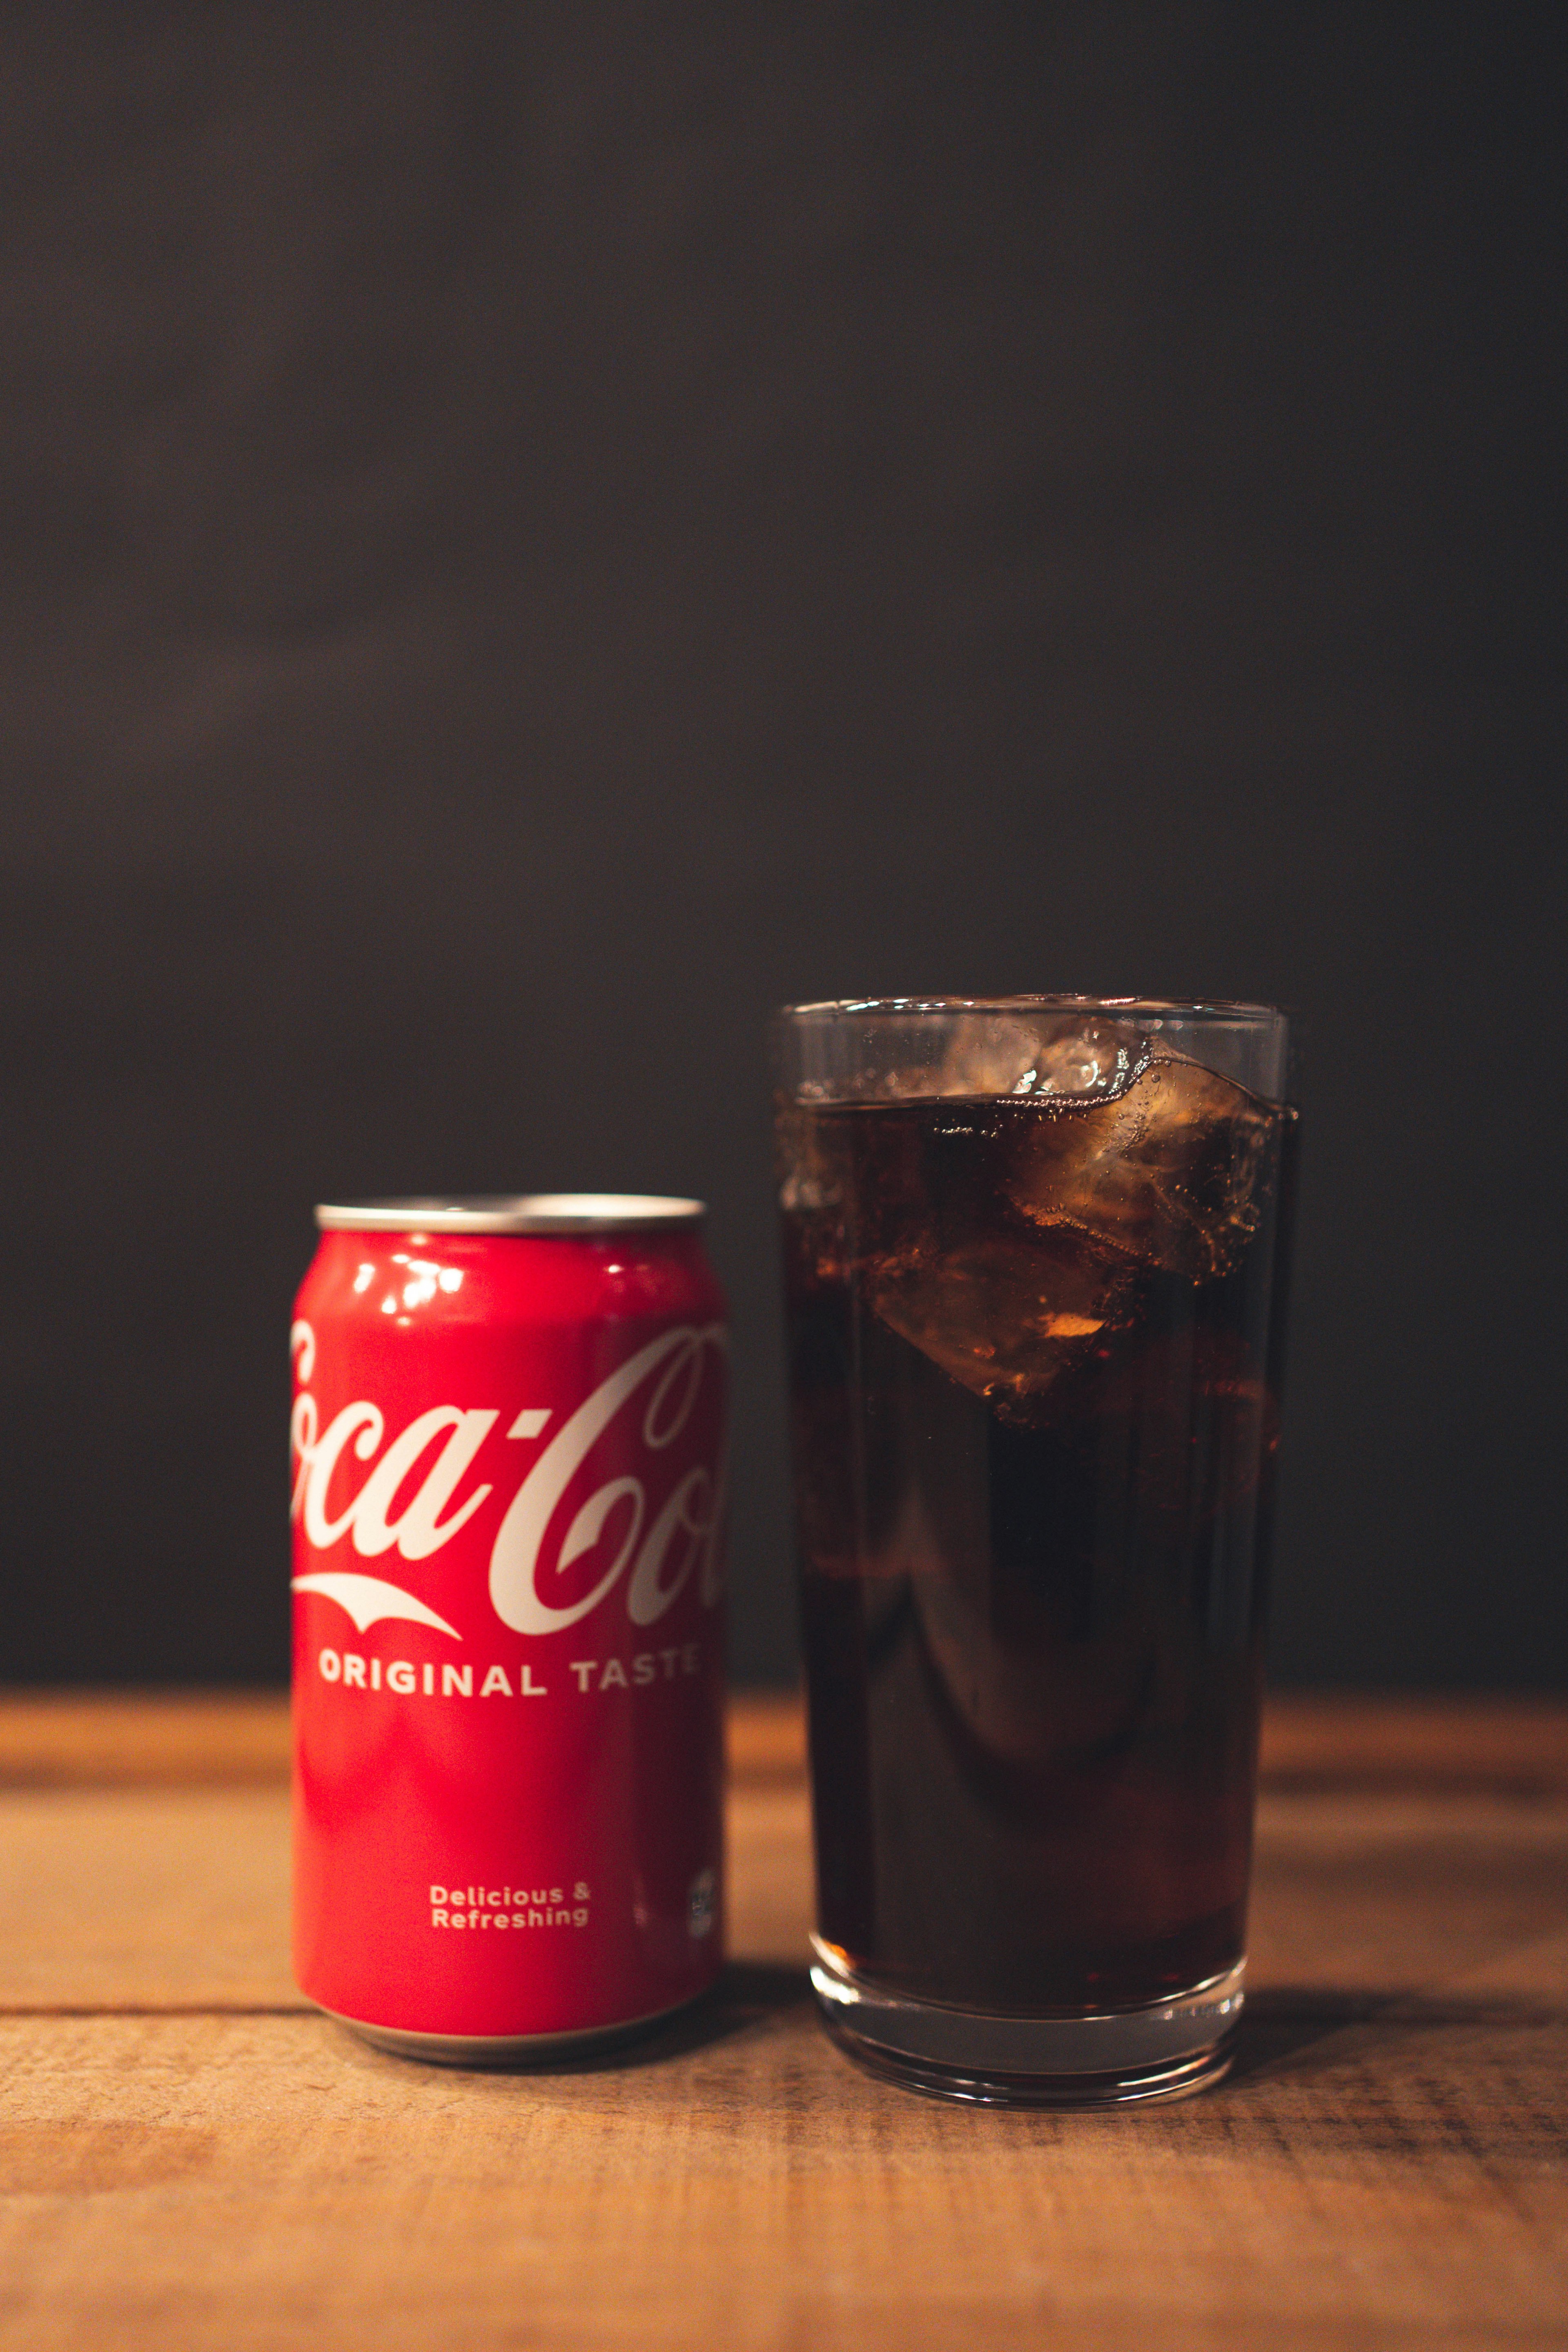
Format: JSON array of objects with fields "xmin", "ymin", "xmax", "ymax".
[
  {"xmin": 868, "ymin": 1227, "xmax": 1131, "ymax": 1411},
  {"xmin": 932, "ymin": 1013, "xmax": 1149, "ymax": 1103},
  {"xmin": 929, "ymin": 1016, "xmax": 1054, "ymax": 1099},
  {"xmin": 1002, "ymin": 1055, "xmax": 1277, "ymax": 1279},
  {"xmin": 1005, "ymin": 1017, "xmax": 1151, "ymax": 1104}
]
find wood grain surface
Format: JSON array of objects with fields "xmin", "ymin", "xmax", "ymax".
[{"xmin": 0, "ymin": 1693, "xmax": 1563, "ymax": 2350}]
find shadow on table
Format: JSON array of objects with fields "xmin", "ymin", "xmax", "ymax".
[
  {"xmin": 1230, "ymin": 1984, "xmax": 1564, "ymax": 2085},
  {"xmin": 1228, "ymin": 1987, "xmax": 1387, "ymax": 2080},
  {"xmin": 422, "ymin": 1962, "xmax": 815, "ymax": 2078},
  {"xmin": 618, "ymin": 1961, "xmax": 814, "ymax": 2067}
]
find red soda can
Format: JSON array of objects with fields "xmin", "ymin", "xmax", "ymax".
[{"xmin": 290, "ymin": 1195, "xmax": 728, "ymax": 2063}]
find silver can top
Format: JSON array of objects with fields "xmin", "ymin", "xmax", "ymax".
[{"xmin": 315, "ymin": 1194, "xmax": 706, "ymax": 1235}]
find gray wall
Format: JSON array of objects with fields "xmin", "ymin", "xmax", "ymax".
[{"xmin": 0, "ymin": 4, "xmax": 1559, "ymax": 1686}]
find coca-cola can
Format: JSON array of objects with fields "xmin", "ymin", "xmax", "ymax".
[{"xmin": 290, "ymin": 1195, "xmax": 728, "ymax": 2063}]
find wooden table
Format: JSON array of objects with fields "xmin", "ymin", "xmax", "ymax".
[{"xmin": 0, "ymin": 1692, "xmax": 1564, "ymax": 2350}]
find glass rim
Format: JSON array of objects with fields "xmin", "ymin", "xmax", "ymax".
[{"xmin": 776, "ymin": 996, "xmax": 1286, "ymax": 1028}]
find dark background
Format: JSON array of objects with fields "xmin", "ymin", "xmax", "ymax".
[{"xmin": 0, "ymin": 4, "xmax": 1560, "ymax": 1689}]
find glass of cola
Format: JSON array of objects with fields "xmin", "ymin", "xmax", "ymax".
[{"xmin": 773, "ymin": 999, "xmax": 1296, "ymax": 2105}]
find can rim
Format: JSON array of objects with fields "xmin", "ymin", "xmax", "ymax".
[{"xmin": 314, "ymin": 1194, "xmax": 707, "ymax": 1234}]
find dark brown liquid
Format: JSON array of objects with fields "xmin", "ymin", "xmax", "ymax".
[{"xmin": 780, "ymin": 1059, "xmax": 1295, "ymax": 2013}]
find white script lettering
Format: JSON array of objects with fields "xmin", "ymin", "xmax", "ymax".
[
  {"xmin": 291, "ymin": 1318, "xmax": 725, "ymax": 1636},
  {"xmin": 487, "ymin": 1325, "xmax": 726, "ymax": 1636}
]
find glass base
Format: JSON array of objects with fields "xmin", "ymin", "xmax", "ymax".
[{"xmin": 809, "ymin": 1938, "xmax": 1245, "ymax": 2107}]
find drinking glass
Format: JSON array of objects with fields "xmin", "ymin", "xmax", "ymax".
[{"xmin": 773, "ymin": 998, "xmax": 1296, "ymax": 2105}]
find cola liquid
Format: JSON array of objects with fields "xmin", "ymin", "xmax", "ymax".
[{"xmin": 780, "ymin": 1049, "xmax": 1295, "ymax": 2014}]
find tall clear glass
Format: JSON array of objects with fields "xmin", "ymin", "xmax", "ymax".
[{"xmin": 773, "ymin": 998, "xmax": 1297, "ymax": 2105}]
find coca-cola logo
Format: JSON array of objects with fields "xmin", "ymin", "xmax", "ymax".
[{"xmin": 290, "ymin": 1321, "xmax": 726, "ymax": 1642}]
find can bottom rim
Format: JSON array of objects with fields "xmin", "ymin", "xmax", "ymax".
[{"xmin": 314, "ymin": 1989, "xmax": 710, "ymax": 2069}]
